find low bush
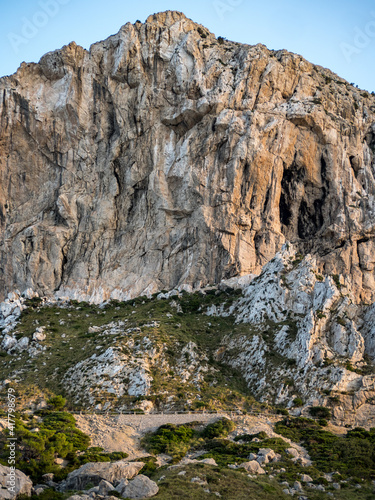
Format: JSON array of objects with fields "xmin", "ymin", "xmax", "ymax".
[
  {"xmin": 0, "ymin": 408, "xmax": 127, "ymax": 483},
  {"xmin": 47, "ymin": 396, "xmax": 66, "ymax": 410},
  {"xmin": 309, "ymin": 406, "xmax": 331, "ymax": 420},
  {"xmin": 201, "ymin": 436, "xmax": 288, "ymax": 467},
  {"xmin": 201, "ymin": 418, "xmax": 235, "ymax": 439},
  {"xmin": 234, "ymin": 431, "xmax": 268, "ymax": 442},
  {"xmin": 275, "ymin": 418, "xmax": 375, "ymax": 480},
  {"xmin": 141, "ymin": 423, "xmax": 197, "ymax": 458},
  {"xmin": 293, "ymin": 398, "xmax": 303, "ymax": 407}
]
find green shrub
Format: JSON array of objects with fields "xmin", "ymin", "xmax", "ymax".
[
  {"xmin": 42, "ymin": 412, "xmax": 76, "ymax": 430},
  {"xmin": 141, "ymin": 423, "xmax": 197, "ymax": 457},
  {"xmin": 275, "ymin": 418, "xmax": 375, "ymax": 480},
  {"xmin": 0, "ymin": 410, "xmax": 91, "ymax": 482},
  {"xmin": 276, "ymin": 408, "xmax": 289, "ymax": 416},
  {"xmin": 47, "ymin": 396, "xmax": 66, "ymax": 410},
  {"xmin": 309, "ymin": 406, "xmax": 331, "ymax": 420},
  {"xmin": 332, "ymin": 274, "xmax": 342, "ymax": 289},
  {"xmin": 19, "ymin": 489, "xmax": 63, "ymax": 500},
  {"xmin": 202, "ymin": 436, "xmax": 288, "ymax": 467},
  {"xmin": 234, "ymin": 431, "xmax": 268, "ymax": 442},
  {"xmin": 201, "ymin": 418, "xmax": 235, "ymax": 439},
  {"xmin": 293, "ymin": 398, "xmax": 304, "ymax": 407}
]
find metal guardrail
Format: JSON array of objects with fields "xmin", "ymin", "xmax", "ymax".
[{"xmin": 66, "ymin": 409, "xmax": 280, "ymax": 417}]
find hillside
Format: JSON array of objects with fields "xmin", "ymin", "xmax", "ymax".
[{"xmin": 0, "ymin": 10, "xmax": 375, "ymax": 499}]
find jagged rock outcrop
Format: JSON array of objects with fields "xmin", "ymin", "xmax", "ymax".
[
  {"xmin": 0, "ymin": 465, "xmax": 33, "ymax": 499},
  {"xmin": 208, "ymin": 244, "xmax": 375, "ymax": 425},
  {"xmin": 0, "ymin": 11, "xmax": 374, "ymax": 303}
]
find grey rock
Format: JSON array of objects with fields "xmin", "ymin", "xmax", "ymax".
[
  {"xmin": 0, "ymin": 464, "xmax": 33, "ymax": 499},
  {"xmin": 32, "ymin": 485, "xmax": 49, "ymax": 496},
  {"xmin": 97, "ymin": 480, "xmax": 114, "ymax": 496},
  {"xmin": 120, "ymin": 475, "xmax": 159, "ymax": 499},
  {"xmin": 238, "ymin": 461, "xmax": 265, "ymax": 474},
  {"xmin": 257, "ymin": 448, "xmax": 276, "ymax": 464},
  {"xmin": 114, "ymin": 478, "xmax": 129, "ymax": 495},
  {"xmin": 59, "ymin": 461, "xmax": 144, "ymax": 491},
  {"xmin": 198, "ymin": 458, "xmax": 217, "ymax": 466},
  {"xmin": 293, "ymin": 481, "xmax": 303, "ymax": 492},
  {"xmin": 1, "ymin": 335, "xmax": 16, "ymax": 351}
]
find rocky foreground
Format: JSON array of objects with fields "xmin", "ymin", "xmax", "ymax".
[{"xmin": 1, "ymin": 412, "xmax": 374, "ymax": 499}]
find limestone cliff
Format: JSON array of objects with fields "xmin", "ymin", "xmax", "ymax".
[{"xmin": 0, "ymin": 10, "xmax": 375, "ymax": 303}]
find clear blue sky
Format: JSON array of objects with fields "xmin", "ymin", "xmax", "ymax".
[{"xmin": 0, "ymin": 0, "xmax": 374, "ymax": 92}]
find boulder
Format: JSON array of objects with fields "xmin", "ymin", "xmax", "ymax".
[
  {"xmin": 0, "ymin": 302, "xmax": 16, "ymax": 319},
  {"xmin": 97, "ymin": 479, "xmax": 115, "ymax": 496},
  {"xmin": 7, "ymin": 293, "xmax": 19, "ymax": 302},
  {"xmin": 0, "ymin": 464, "xmax": 33, "ymax": 499},
  {"xmin": 300, "ymin": 474, "xmax": 313, "ymax": 483},
  {"xmin": 198, "ymin": 458, "xmax": 217, "ymax": 466},
  {"xmin": 32, "ymin": 485, "xmax": 49, "ymax": 496},
  {"xmin": 257, "ymin": 448, "xmax": 276, "ymax": 464},
  {"xmin": 1, "ymin": 335, "xmax": 16, "ymax": 351},
  {"xmin": 120, "ymin": 475, "xmax": 159, "ymax": 499},
  {"xmin": 286, "ymin": 448, "xmax": 300, "ymax": 458},
  {"xmin": 296, "ymin": 457, "xmax": 312, "ymax": 467},
  {"xmin": 59, "ymin": 461, "xmax": 144, "ymax": 491},
  {"xmin": 115, "ymin": 478, "xmax": 129, "ymax": 494},
  {"xmin": 54, "ymin": 458, "xmax": 68, "ymax": 466},
  {"xmin": 238, "ymin": 461, "xmax": 266, "ymax": 474},
  {"xmin": 41, "ymin": 473, "xmax": 55, "ymax": 487},
  {"xmin": 22, "ymin": 289, "xmax": 38, "ymax": 300},
  {"xmin": 15, "ymin": 337, "xmax": 29, "ymax": 351},
  {"xmin": 33, "ymin": 328, "xmax": 46, "ymax": 342},
  {"xmin": 293, "ymin": 480, "xmax": 303, "ymax": 492}
]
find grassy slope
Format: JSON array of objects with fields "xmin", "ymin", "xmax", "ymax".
[{"xmin": 0, "ymin": 291, "xmax": 268, "ymax": 411}]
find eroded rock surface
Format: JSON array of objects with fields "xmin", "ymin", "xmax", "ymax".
[
  {"xmin": 0, "ymin": 11, "xmax": 374, "ymax": 303},
  {"xmin": 0, "ymin": 465, "xmax": 32, "ymax": 499}
]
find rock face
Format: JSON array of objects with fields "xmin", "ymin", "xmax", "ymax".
[
  {"xmin": 212, "ymin": 244, "xmax": 375, "ymax": 425},
  {"xmin": 0, "ymin": 465, "xmax": 33, "ymax": 499},
  {"xmin": 0, "ymin": 11, "xmax": 374, "ymax": 303}
]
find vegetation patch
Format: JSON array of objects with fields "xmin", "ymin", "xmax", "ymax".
[
  {"xmin": 275, "ymin": 418, "xmax": 375, "ymax": 480},
  {"xmin": 0, "ymin": 407, "xmax": 127, "ymax": 483}
]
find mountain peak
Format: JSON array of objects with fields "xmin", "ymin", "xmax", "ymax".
[
  {"xmin": 0, "ymin": 11, "xmax": 374, "ymax": 308},
  {"xmin": 145, "ymin": 10, "xmax": 188, "ymax": 26}
]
